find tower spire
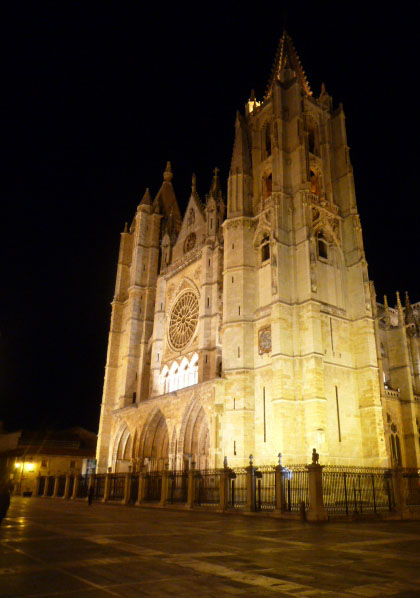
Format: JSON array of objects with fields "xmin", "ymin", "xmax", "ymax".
[
  {"xmin": 230, "ymin": 112, "xmax": 251, "ymax": 175},
  {"xmin": 265, "ymin": 30, "xmax": 312, "ymax": 100}
]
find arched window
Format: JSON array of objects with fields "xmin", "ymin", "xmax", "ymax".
[
  {"xmin": 261, "ymin": 234, "xmax": 270, "ymax": 262},
  {"xmin": 310, "ymin": 168, "xmax": 320, "ymax": 195},
  {"xmin": 265, "ymin": 173, "xmax": 272, "ymax": 198},
  {"xmin": 264, "ymin": 123, "xmax": 271, "ymax": 157},
  {"xmin": 317, "ymin": 232, "xmax": 328, "ymax": 260},
  {"xmin": 308, "ymin": 128, "xmax": 315, "ymax": 154},
  {"xmin": 189, "ymin": 354, "xmax": 199, "ymax": 386}
]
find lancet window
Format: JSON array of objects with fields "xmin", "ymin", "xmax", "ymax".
[
  {"xmin": 160, "ymin": 353, "xmax": 199, "ymax": 395},
  {"xmin": 317, "ymin": 231, "xmax": 328, "ymax": 260},
  {"xmin": 263, "ymin": 123, "xmax": 271, "ymax": 158},
  {"xmin": 261, "ymin": 234, "xmax": 270, "ymax": 262}
]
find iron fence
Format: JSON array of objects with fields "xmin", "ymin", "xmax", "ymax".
[
  {"xmin": 77, "ymin": 474, "xmax": 89, "ymax": 498},
  {"xmin": 322, "ymin": 467, "xmax": 393, "ymax": 514},
  {"xmin": 229, "ymin": 468, "xmax": 247, "ymax": 508},
  {"xmin": 145, "ymin": 472, "xmax": 162, "ymax": 501},
  {"xmin": 282, "ymin": 465, "xmax": 309, "ymax": 511},
  {"xmin": 68, "ymin": 475, "xmax": 74, "ymax": 497},
  {"xmin": 169, "ymin": 472, "xmax": 188, "ymax": 503},
  {"xmin": 402, "ymin": 469, "xmax": 420, "ymax": 506},
  {"xmin": 92, "ymin": 474, "xmax": 105, "ymax": 499},
  {"xmin": 109, "ymin": 474, "xmax": 125, "ymax": 501},
  {"xmin": 256, "ymin": 466, "xmax": 276, "ymax": 511},
  {"xmin": 130, "ymin": 474, "xmax": 139, "ymax": 503},
  {"xmin": 194, "ymin": 470, "xmax": 220, "ymax": 506}
]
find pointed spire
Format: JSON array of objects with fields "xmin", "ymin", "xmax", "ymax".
[
  {"xmin": 163, "ymin": 161, "xmax": 173, "ymax": 182},
  {"xmin": 191, "ymin": 173, "xmax": 197, "ymax": 194},
  {"xmin": 209, "ymin": 167, "xmax": 222, "ymax": 198},
  {"xmin": 124, "ymin": 222, "xmax": 128, "ymax": 233},
  {"xmin": 384, "ymin": 295, "xmax": 391, "ymax": 330},
  {"xmin": 396, "ymin": 291, "xmax": 404, "ymax": 326},
  {"xmin": 230, "ymin": 112, "xmax": 251, "ymax": 175},
  {"xmin": 265, "ymin": 30, "xmax": 312, "ymax": 100},
  {"xmin": 140, "ymin": 188, "xmax": 152, "ymax": 206}
]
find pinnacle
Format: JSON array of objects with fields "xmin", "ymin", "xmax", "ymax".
[
  {"xmin": 163, "ymin": 161, "xmax": 173, "ymax": 182},
  {"xmin": 140, "ymin": 188, "xmax": 152, "ymax": 206},
  {"xmin": 265, "ymin": 30, "xmax": 312, "ymax": 100}
]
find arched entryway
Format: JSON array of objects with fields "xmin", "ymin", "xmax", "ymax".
[
  {"xmin": 179, "ymin": 401, "xmax": 210, "ymax": 470},
  {"xmin": 138, "ymin": 409, "xmax": 169, "ymax": 471}
]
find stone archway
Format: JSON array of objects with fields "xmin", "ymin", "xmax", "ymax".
[
  {"xmin": 180, "ymin": 401, "xmax": 211, "ymax": 471},
  {"xmin": 138, "ymin": 409, "xmax": 169, "ymax": 471}
]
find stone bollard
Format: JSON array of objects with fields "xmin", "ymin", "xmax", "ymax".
[
  {"xmin": 102, "ymin": 473, "xmax": 111, "ymax": 503},
  {"xmin": 219, "ymin": 458, "xmax": 233, "ymax": 510},
  {"xmin": 186, "ymin": 462, "xmax": 196, "ymax": 508},
  {"xmin": 136, "ymin": 469, "xmax": 147, "ymax": 506},
  {"xmin": 306, "ymin": 448, "xmax": 328, "ymax": 522},
  {"xmin": 71, "ymin": 475, "xmax": 79, "ymax": 500},
  {"xmin": 160, "ymin": 467, "xmax": 170, "ymax": 506},
  {"xmin": 123, "ymin": 473, "xmax": 131, "ymax": 505},
  {"xmin": 52, "ymin": 476, "xmax": 60, "ymax": 498},
  {"xmin": 63, "ymin": 475, "xmax": 71, "ymax": 499},
  {"xmin": 391, "ymin": 466, "xmax": 406, "ymax": 516}
]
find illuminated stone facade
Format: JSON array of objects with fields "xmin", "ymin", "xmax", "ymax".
[{"xmin": 96, "ymin": 32, "xmax": 420, "ymax": 473}]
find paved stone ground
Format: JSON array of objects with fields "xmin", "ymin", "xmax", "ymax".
[{"xmin": 1, "ymin": 498, "xmax": 420, "ymax": 597}]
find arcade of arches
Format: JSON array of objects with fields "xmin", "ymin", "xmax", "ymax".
[{"xmin": 112, "ymin": 402, "xmax": 210, "ymax": 473}]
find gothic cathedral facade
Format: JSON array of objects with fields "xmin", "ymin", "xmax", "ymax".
[{"xmin": 96, "ymin": 32, "xmax": 420, "ymax": 473}]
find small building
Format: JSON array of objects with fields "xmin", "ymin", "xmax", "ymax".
[{"xmin": 0, "ymin": 427, "xmax": 97, "ymax": 495}]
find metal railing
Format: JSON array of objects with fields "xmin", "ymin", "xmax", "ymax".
[
  {"xmin": 402, "ymin": 469, "xmax": 420, "ymax": 506},
  {"xmin": 56, "ymin": 475, "xmax": 66, "ymax": 497},
  {"xmin": 322, "ymin": 467, "xmax": 393, "ymax": 514},
  {"xmin": 144, "ymin": 472, "xmax": 162, "ymax": 501},
  {"xmin": 169, "ymin": 472, "xmax": 188, "ymax": 503},
  {"xmin": 229, "ymin": 468, "xmax": 247, "ymax": 508},
  {"xmin": 38, "ymin": 476, "xmax": 46, "ymax": 496},
  {"xmin": 194, "ymin": 470, "xmax": 220, "ymax": 506},
  {"xmin": 77, "ymin": 474, "xmax": 89, "ymax": 498},
  {"xmin": 109, "ymin": 474, "xmax": 125, "ymax": 501},
  {"xmin": 93, "ymin": 474, "xmax": 105, "ymax": 499},
  {"xmin": 256, "ymin": 466, "xmax": 276, "ymax": 511},
  {"xmin": 282, "ymin": 465, "xmax": 309, "ymax": 511},
  {"xmin": 46, "ymin": 476, "xmax": 55, "ymax": 497},
  {"xmin": 130, "ymin": 474, "xmax": 139, "ymax": 503}
]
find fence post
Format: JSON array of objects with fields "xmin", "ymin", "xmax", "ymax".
[
  {"xmin": 391, "ymin": 466, "xmax": 406, "ymax": 516},
  {"xmin": 219, "ymin": 458, "xmax": 231, "ymax": 510},
  {"xmin": 186, "ymin": 461, "xmax": 196, "ymax": 508},
  {"xmin": 87, "ymin": 474, "xmax": 94, "ymax": 501},
  {"xmin": 63, "ymin": 475, "xmax": 71, "ymax": 499},
  {"xmin": 136, "ymin": 470, "xmax": 147, "ymax": 505},
  {"xmin": 71, "ymin": 475, "xmax": 79, "ymax": 500},
  {"xmin": 160, "ymin": 467, "xmax": 170, "ymax": 506},
  {"xmin": 306, "ymin": 448, "xmax": 328, "ymax": 522},
  {"xmin": 123, "ymin": 473, "xmax": 131, "ymax": 505},
  {"xmin": 275, "ymin": 454, "xmax": 285, "ymax": 512},
  {"xmin": 246, "ymin": 455, "xmax": 256, "ymax": 512},
  {"xmin": 102, "ymin": 473, "xmax": 111, "ymax": 503}
]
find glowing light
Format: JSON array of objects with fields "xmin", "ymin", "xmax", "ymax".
[
  {"xmin": 24, "ymin": 463, "xmax": 34, "ymax": 472},
  {"xmin": 15, "ymin": 462, "xmax": 21, "ymax": 469}
]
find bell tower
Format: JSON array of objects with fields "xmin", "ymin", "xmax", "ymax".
[{"xmin": 222, "ymin": 30, "xmax": 388, "ymax": 466}]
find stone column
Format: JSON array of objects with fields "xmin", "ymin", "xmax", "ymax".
[
  {"xmin": 43, "ymin": 477, "xmax": 49, "ymax": 498},
  {"xmin": 71, "ymin": 475, "xmax": 79, "ymax": 500},
  {"xmin": 160, "ymin": 468, "xmax": 170, "ymax": 506},
  {"xmin": 123, "ymin": 473, "xmax": 131, "ymax": 505},
  {"xmin": 306, "ymin": 449, "xmax": 328, "ymax": 522},
  {"xmin": 186, "ymin": 462, "xmax": 196, "ymax": 508},
  {"xmin": 136, "ymin": 470, "xmax": 147, "ymax": 506},
  {"xmin": 52, "ymin": 476, "xmax": 60, "ymax": 498},
  {"xmin": 391, "ymin": 466, "xmax": 406, "ymax": 516},
  {"xmin": 102, "ymin": 473, "xmax": 111, "ymax": 503},
  {"xmin": 63, "ymin": 475, "xmax": 71, "ymax": 499}
]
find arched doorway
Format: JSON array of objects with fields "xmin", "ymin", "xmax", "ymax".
[
  {"xmin": 180, "ymin": 402, "xmax": 210, "ymax": 470},
  {"xmin": 139, "ymin": 410, "xmax": 169, "ymax": 471}
]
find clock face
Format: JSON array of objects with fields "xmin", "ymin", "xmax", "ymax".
[
  {"xmin": 184, "ymin": 232, "xmax": 196, "ymax": 254},
  {"xmin": 258, "ymin": 326, "xmax": 272, "ymax": 354},
  {"xmin": 168, "ymin": 290, "xmax": 199, "ymax": 351}
]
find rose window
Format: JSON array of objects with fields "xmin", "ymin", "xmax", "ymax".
[{"xmin": 168, "ymin": 290, "xmax": 199, "ymax": 350}]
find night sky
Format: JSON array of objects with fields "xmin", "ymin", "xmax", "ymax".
[{"xmin": 3, "ymin": 3, "xmax": 420, "ymax": 433}]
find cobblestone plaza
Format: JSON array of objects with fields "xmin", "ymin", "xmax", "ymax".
[{"xmin": 1, "ymin": 497, "xmax": 420, "ymax": 597}]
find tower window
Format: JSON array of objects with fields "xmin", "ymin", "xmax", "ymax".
[
  {"xmin": 261, "ymin": 234, "xmax": 270, "ymax": 262},
  {"xmin": 317, "ymin": 233, "xmax": 328, "ymax": 260},
  {"xmin": 264, "ymin": 123, "xmax": 271, "ymax": 157},
  {"xmin": 308, "ymin": 129, "xmax": 315, "ymax": 154},
  {"xmin": 265, "ymin": 173, "xmax": 272, "ymax": 198}
]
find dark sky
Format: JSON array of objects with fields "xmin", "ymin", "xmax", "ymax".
[{"xmin": 2, "ymin": 2, "xmax": 420, "ymax": 433}]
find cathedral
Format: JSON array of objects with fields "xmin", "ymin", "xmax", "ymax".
[{"xmin": 96, "ymin": 31, "xmax": 420, "ymax": 473}]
